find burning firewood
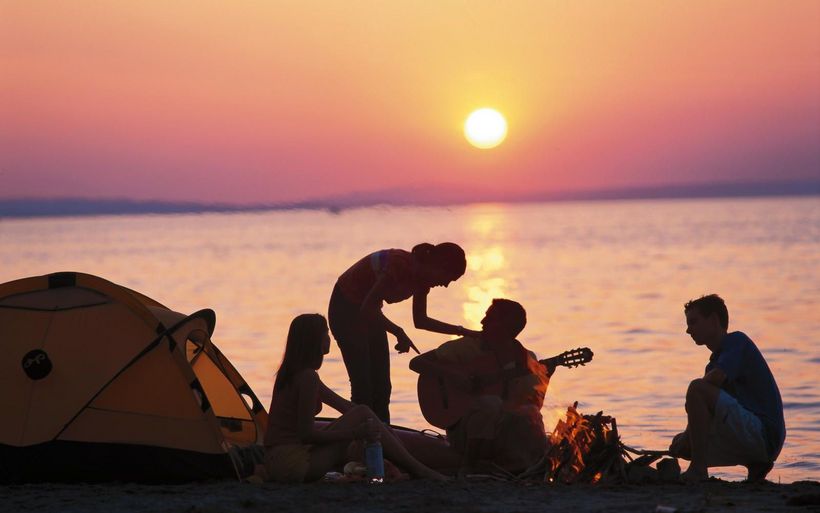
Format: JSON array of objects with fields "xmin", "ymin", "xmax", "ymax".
[{"xmin": 517, "ymin": 402, "xmax": 674, "ymax": 484}]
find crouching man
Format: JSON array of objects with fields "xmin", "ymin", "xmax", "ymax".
[
  {"xmin": 670, "ymin": 294, "xmax": 785, "ymax": 482},
  {"xmin": 410, "ymin": 299, "xmax": 550, "ymax": 475}
]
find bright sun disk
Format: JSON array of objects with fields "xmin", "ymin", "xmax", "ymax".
[{"xmin": 464, "ymin": 108, "xmax": 507, "ymax": 149}]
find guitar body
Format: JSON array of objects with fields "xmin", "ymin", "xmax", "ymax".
[
  {"xmin": 417, "ymin": 373, "xmax": 470, "ymax": 429},
  {"xmin": 417, "ymin": 347, "xmax": 593, "ymax": 430},
  {"xmin": 417, "ymin": 354, "xmax": 503, "ymax": 429}
]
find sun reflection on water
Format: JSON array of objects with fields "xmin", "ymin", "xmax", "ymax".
[{"xmin": 463, "ymin": 208, "xmax": 510, "ymax": 328}]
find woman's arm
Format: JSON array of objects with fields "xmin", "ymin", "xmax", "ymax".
[
  {"xmin": 360, "ymin": 274, "xmax": 409, "ymax": 335},
  {"xmin": 412, "ymin": 290, "xmax": 480, "ymax": 337},
  {"xmin": 358, "ymin": 272, "xmax": 419, "ymax": 352},
  {"xmin": 318, "ymin": 380, "xmax": 354, "ymax": 414},
  {"xmin": 294, "ymin": 371, "xmax": 361, "ymax": 444},
  {"xmin": 359, "ymin": 273, "xmax": 389, "ymax": 319}
]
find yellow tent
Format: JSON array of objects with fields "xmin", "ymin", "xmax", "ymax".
[{"xmin": 0, "ymin": 272, "xmax": 267, "ymax": 482}]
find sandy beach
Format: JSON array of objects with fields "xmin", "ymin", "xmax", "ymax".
[{"xmin": 3, "ymin": 478, "xmax": 818, "ymax": 513}]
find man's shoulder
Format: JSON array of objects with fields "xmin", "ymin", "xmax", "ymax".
[
  {"xmin": 726, "ymin": 331, "xmax": 753, "ymax": 343},
  {"xmin": 722, "ymin": 331, "xmax": 757, "ymax": 354}
]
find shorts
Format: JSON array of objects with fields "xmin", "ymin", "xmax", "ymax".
[
  {"xmin": 707, "ymin": 390, "xmax": 770, "ymax": 467},
  {"xmin": 264, "ymin": 444, "xmax": 312, "ymax": 483}
]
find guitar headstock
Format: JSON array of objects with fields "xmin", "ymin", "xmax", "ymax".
[{"xmin": 551, "ymin": 347, "xmax": 593, "ymax": 368}]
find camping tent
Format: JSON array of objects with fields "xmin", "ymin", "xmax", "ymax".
[{"xmin": 0, "ymin": 272, "xmax": 268, "ymax": 482}]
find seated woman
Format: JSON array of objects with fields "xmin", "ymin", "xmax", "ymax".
[{"xmin": 264, "ymin": 313, "xmax": 449, "ymax": 483}]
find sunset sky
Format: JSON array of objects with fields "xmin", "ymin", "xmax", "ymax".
[{"xmin": 1, "ymin": 1, "xmax": 819, "ymax": 204}]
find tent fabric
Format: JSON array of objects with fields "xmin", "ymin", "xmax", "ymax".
[{"xmin": 0, "ymin": 272, "xmax": 267, "ymax": 482}]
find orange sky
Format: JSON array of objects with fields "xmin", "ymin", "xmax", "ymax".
[{"xmin": 1, "ymin": 1, "xmax": 818, "ymax": 203}]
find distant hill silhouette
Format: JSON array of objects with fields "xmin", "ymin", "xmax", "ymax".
[{"xmin": 1, "ymin": 180, "xmax": 818, "ymax": 218}]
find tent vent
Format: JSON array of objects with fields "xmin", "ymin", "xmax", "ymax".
[
  {"xmin": 190, "ymin": 379, "xmax": 211, "ymax": 412},
  {"xmin": 238, "ymin": 384, "xmax": 264, "ymax": 413},
  {"xmin": 22, "ymin": 349, "xmax": 53, "ymax": 380}
]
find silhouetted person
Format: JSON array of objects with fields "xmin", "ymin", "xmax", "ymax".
[
  {"xmin": 410, "ymin": 299, "xmax": 550, "ymax": 475},
  {"xmin": 329, "ymin": 243, "xmax": 478, "ymax": 423},
  {"xmin": 669, "ymin": 294, "xmax": 785, "ymax": 483},
  {"xmin": 264, "ymin": 314, "xmax": 447, "ymax": 482}
]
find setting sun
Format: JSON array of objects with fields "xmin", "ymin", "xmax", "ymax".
[{"xmin": 464, "ymin": 108, "xmax": 508, "ymax": 149}]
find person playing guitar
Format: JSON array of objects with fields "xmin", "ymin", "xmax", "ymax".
[{"xmin": 409, "ymin": 299, "xmax": 554, "ymax": 475}]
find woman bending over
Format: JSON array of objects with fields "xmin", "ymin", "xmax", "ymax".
[{"xmin": 329, "ymin": 242, "xmax": 480, "ymax": 422}]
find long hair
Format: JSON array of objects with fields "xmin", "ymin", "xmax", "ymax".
[
  {"xmin": 272, "ymin": 313, "xmax": 328, "ymax": 393},
  {"xmin": 412, "ymin": 242, "xmax": 467, "ymax": 280}
]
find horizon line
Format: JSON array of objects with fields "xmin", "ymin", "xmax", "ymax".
[{"xmin": 1, "ymin": 179, "xmax": 818, "ymax": 219}]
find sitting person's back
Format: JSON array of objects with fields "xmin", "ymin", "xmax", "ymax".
[{"xmin": 265, "ymin": 370, "xmax": 322, "ymax": 447}]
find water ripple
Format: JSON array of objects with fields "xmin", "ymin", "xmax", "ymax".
[{"xmin": 784, "ymin": 401, "xmax": 820, "ymax": 410}]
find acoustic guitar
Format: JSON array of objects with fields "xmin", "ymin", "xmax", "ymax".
[{"xmin": 417, "ymin": 347, "xmax": 593, "ymax": 429}]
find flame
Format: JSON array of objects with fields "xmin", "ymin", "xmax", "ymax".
[
  {"xmin": 543, "ymin": 403, "xmax": 613, "ymax": 484},
  {"xmin": 541, "ymin": 405, "xmax": 570, "ymax": 433}
]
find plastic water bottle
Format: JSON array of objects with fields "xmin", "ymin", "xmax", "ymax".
[{"xmin": 364, "ymin": 418, "xmax": 384, "ymax": 484}]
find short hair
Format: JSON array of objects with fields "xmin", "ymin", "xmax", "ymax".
[
  {"xmin": 490, "ymin": 298, "xmax": 527, "ymax": 337},
  {"xmin": 684, "ymin": 294, "xmax": 729, "ymax": 330}
]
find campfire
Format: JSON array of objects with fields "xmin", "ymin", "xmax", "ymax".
[{"xmin": 518, "ymin": 402, "xmax": 676, "ymax": 484}]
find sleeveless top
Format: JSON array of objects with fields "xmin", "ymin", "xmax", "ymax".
[
  {"xmin": 264, "ymin": 371, "xmax": 323, "ymax": 447},
  {"xmin": 336, "ymin": 249, "xmax": 428, "ymax": 305}
]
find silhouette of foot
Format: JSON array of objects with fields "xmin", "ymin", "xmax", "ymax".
[
  {"xmin": 681, "ymin": 467, "xmax": 709, "ymax": 484},
  {"xmin": 745, "ymin": 461, "xmax": 773, "ymax": 483}
]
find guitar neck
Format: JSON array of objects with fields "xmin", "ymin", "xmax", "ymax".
[{"xmin": 539, "ymin": 347, "xmax": 593, "ymax": 370}]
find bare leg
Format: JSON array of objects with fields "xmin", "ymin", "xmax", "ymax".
[
  {"xmin": 681, "ymin": 379, "xmax": 720, "ymax": 483},
  {"xmin": 373, "ymin": 415, "xmax": 449, "ymax": 480},
  {"xmin": 314, "ymin": 405, "xmax": 448, "ymax": 481},
  {"xmin": 304, "ymin": 441, "xmax": 352, "ymax": 482},
  {"xmin": 392, "ymin": 428, "xmax": 461, "ymax": 473}
]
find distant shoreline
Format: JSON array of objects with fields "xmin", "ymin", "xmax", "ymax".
[{"xmin": 1, "ymin": 180, "xmax": 818, "ymax": 219}]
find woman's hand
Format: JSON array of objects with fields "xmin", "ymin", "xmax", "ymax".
[
  {"xmin": 458, "ymin": 326, "xmax": 482, "ymax": 338},
  {"xmin": 394, "ymin": 330, "xmax": 417, "ymax": 354},
  {"xmin": 668, "ymin": 430, "xmax": 689, "ymax": 457}
]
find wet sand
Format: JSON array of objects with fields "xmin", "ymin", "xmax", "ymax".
[{"xmin": 2, "ymin": 478, "xmax": 818, "ymax": 513}]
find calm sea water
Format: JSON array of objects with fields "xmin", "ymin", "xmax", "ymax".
[{"xmin": 1, "ymin": 197, "xmax": 818, "ymax": 483}]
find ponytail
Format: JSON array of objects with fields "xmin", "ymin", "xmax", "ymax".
[
  {"xmin": 413, "ymin": 242, "xmax": 466, "ymax": 279},
  {"xmin": 412, "ymin": 243, "xmax": 435, "ymax": 259}
]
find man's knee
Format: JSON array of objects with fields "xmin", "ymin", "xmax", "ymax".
[{"xmin": 685, "ymin": 378, "xmax": 715, "ymax": 411}]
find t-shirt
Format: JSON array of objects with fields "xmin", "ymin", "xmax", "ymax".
[
  {"xmin": 336, "ymin": 249, "xmax": 427, "ymax": 305},
  {"xmin": 435, "ymin": 336, "xmax": 550, "ymax": 415},
  {"xmin": 706, "ymin": 331, "xmax": 786, "ymax": 460}
]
